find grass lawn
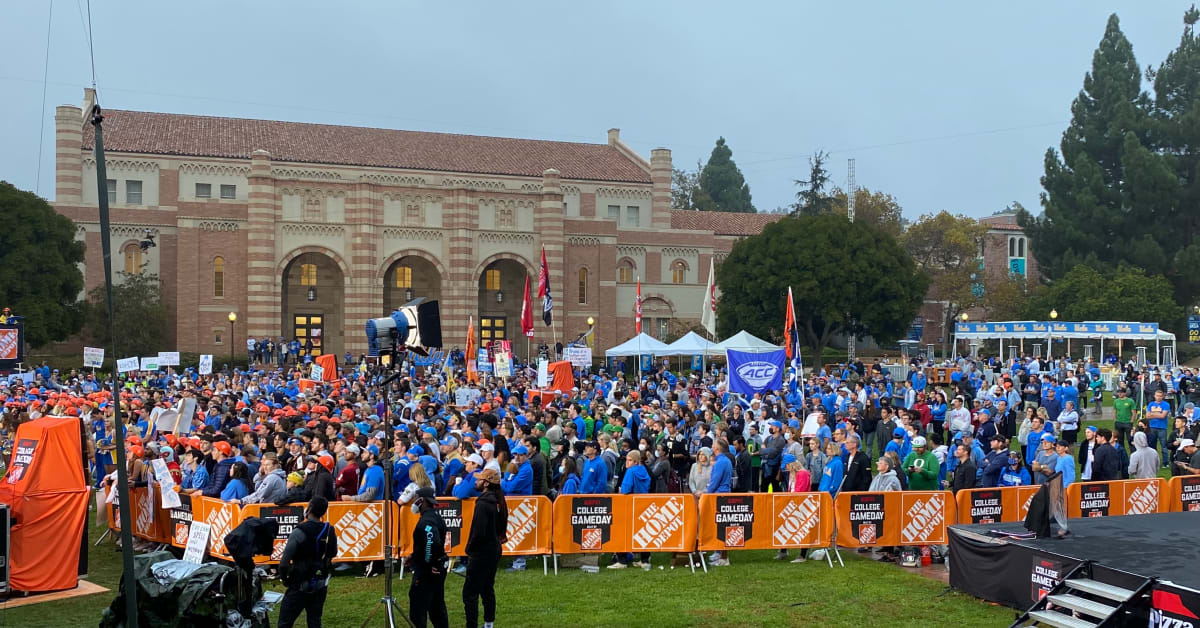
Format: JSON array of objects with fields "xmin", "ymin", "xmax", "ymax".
[{"xmin": 3, "ymin": 511, "xmax": 1013, "ymax": 627}]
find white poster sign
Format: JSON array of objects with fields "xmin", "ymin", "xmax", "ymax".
[
  {"xmin": 158, "ymin": 351, "xmax": 181, "ymax": 366},
  {"xmin": 140, "ymin": 357, "xmax": 160, "ymax": 371},
  {"xmin": 198, "ymin": 354, "xmax": 213, "ymax": 375},
  {"xmin": 494, "ymin": 352, "xmax": 512, "ymax": 378},
  {"xmin": 117, "ymin": 357, "xmax": 140, "ymax": 374},
  {"xmin": 310, "ymin": 363, "xmax": 324, "ymax": 381},
  {"xmin": 183, "ymin": 522, "xmax": 211, "ymax": 564},
  {"xmin": 83, "ymin": 347, "xmax": 105, "ymax": 368},
  {"xmin": 537, "ymin": 359, "xmax": 549, "ymax": 388},
  {"xmin": 565, "ymin": 346, "xmax": 592, "ymax": 368}
]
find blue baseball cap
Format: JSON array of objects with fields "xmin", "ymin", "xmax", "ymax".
[
  {"xmin": 782, "ymin": 454, "xmax": 797, "ymax": 466},
  {"xmin": 366, "ymin": 444, "xmax": 380, "ymax": 457},
  {"xmin": 409, "ymin": 445, "xmax": 425, "ymax": 456},
  {"xmin": 893, "ymin": 427, "xmax": 905, "ymax": 438},
  {"xmin": 1041, "ymin": 433, "xmax": 1056, "ymax": 443},
  {"xmin": 511, "ymin": 444, "xmax": 528, "ymax": 456},
  {"xmin": 788, "ymin": 419, "xmax": 800, "ymax": 429}
]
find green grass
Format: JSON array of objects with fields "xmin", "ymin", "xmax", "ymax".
[{"xmin": 3, "ymin": 510, "xmax": 1012, "ymax": 627}]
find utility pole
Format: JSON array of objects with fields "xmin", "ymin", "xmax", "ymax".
[{"xmin": 846, "ymin": 158, "xmax": 856, "ymax": 363}]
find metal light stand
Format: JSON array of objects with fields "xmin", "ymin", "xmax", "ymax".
[{"xmin": 820, "ymin": 472, "xmax": 850, "ymax": 568}]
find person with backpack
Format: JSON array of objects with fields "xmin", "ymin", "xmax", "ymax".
[{"xmin": 277, "ymin": 496, "xmax": 338, "ymax": 628}]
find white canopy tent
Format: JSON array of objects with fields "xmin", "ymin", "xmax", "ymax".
[
  {"xmin": 951, "ymin": 320, "xmax": 1177, "ymax": 366},
  {"xmin": 604, "ymin": 333, "xmax": 671, "ymax": 357},
  {"xmin": 663, "ymin": 331, "xmax": 723, "ymax": 357},
  {"xmin": 713, "ymin": 330, "xmax": 782, "ymax": 353}
]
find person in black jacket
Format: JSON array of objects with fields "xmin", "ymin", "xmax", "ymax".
[
  {"xmin": 950, "ymin": 444, "xmax": 978, "ymax": 493},
  {"xmin": 842, "ymin": 434, "xmax": 872, "ymax": 492},
  {"xmin": 1091, "ymin": 429, "xmax": 1120, "ymax": 481},
  {"xmin": 463, "ymin": 468, "xmax": 507, "ymax": 628},
  {"xmin": 409, "ymin": 487, "xmax": 449, "ymax": 628},
  {"xmin": 303, "ymin": 455, "xmax": 336, "ymax": 502},
  {"xmin": 277, "ymin": 496, "xmax": 337, "ymax": 628},
  {"xmin": 732, "ymin": 437, "xmax": 752, "ymax": 493}
]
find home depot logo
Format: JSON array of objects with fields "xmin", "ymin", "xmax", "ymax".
[
  {"xmin": 504, "ymin": 498, "xmax": 538, "ymax": 553},
  {"xmin": 135, "ymin": 493, "xmax": 153, "ymax": 537},
  {"xmin": 1126, "ymin": 481, "xmax": 1159, "ymax": 514},
  {"xmin": 632, "ymin": 497, "xmax": 686, "ymax": 551},
  {"xmin": 334, "ymin": 504, "xmax": 384, "ymax": 559},
  {"xmin": 773, "ymin": 494, "xmax": 821, "ymax": 547},
  {"xmin": 0, "ymin": 329, "xmax": 17, "ymax": 360},
  {"xmin": 206, "ymin": 504, "xmax": 235, "ymax": 554},
  {"xmin": 900, "ymin": 493, "xmax": 945, "ymax": 544}
]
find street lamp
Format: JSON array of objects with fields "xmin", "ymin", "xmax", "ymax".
[
  {"xmin": 405, "ymin": 287, "xmax": 414, "ymax": 301},
  {"xmin": 587, "ymin": 316, "xmax": 595, "ymax": 327},
  {"xmin": 961, "ymin": 312, "xmax": 969, "ymax": 322},
  {"xmin": 496, "ymin": 289, "xmax": 504, "ymax": 304},
  {"xmin": 1050, "ymin": 309, "xmax": 1058, "ymax": 320},
  {"xmin": 306, "ymin": 286, "xmax": 317, "ymax": 302},
  {"xmin": 228, "ymin": 312, "xmax": 237, "ymax": 365}
]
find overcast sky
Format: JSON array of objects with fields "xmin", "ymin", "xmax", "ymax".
[{"xmin": 0, "ymin": 1, "xmax": 1190, "ymax": 219}]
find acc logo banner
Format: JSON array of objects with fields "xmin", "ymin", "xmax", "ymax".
[
  {"xmin": 726, "ymin": 348, "xmax": 785, "ymax": 396},
  {"xmin": 328, "ymin": 502, "xmax": 386, "ymax": 562}
]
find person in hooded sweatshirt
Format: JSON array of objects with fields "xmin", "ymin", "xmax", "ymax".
[
  {"xmin": 1128, "ymin": 431, "xmax": 1161, "ymax": 479},
  {"xmin": 868, "ymin": 456, "xmax": 902, "ymax": 562},
  {"xmin": 240, "ymin": 452, "xmax": 287, "ymax": 505}
]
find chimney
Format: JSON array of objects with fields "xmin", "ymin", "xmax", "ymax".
[{"xmin": 607, "ymin": 128, "xmax": 620, "ymax": 145}]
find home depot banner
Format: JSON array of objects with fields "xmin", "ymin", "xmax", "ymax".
[
  {"xmin": 192, "ymin": 497, "xmax": 241, "ymax": 558},
  {"xmin": 503, "ymin": 496, "xmax": 552, "ymax": 556},
  {"xmin": 398, "ymin": 498, "xmax": 474, "ymax": 558},
  {"xmin": 551, "ymin": 494, "xmax": 699, "ymax": 554},
  {"xmin": 697, "ymin": 493, "xmax": 830, "ymax": 551},
  {"xmin": 241, "ymin": 503, "xmax": 307, "ymax": 563},
  {"xmin": 327, "ymin": 501, "xmax": 390, "ymax": 562},
  {"xmin": 954, "ymin": 486, "xmax": 1042, "ymax": 525},
  {"xmin": 1168, "ymin": 476, "xmax": 1200, "ymax": 512},
  {"xmin": 630, "ymin": 495, "xmax": 697, "ymax": 553},
  {"xmin": 834, "ymin": 491, "xmax": 954, "ymax": 547},
  {"xmin": 168, "ymin": 493, "xmax": 194, "ymax": 548},
  {"xmin": 1065, "ymin": 479, "xmax": 1167, "ymax": 518}
]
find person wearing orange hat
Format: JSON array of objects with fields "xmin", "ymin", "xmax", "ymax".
[{"xmin": 301, "ymin": 454, "xmax": 336, "ymax": 502}]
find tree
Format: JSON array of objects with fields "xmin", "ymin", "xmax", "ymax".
[
  {"xmin": 903, "ymin": 211, "xmax": 988, "ymax": 356},
  {"xmin": 0, "ymin": 181, "xmax": 85, "ymax": 347},
  {"xmin": 1020, "ymin": 264, "xmax": 1184, "ymax": 327},
  {"xmin": 830, "ymin": 186, "xmax": 904, "ymax": 238},
  {"xmin": 697, "ymin": 138, "xmax": 756, "ymax": 213},
  {"xmin": 979, "ymin": 274, "xmax": 1030, "ymax": 322},
  {"xmin": 85, "ymin": 271, "xmax": 171, "ymax": 358},
  {"xmin": 670, "ymin": 160, "xmax": 710, "ymax": 211},
  {"xmin": 1018, "ymin": 15, "xmax": 1174, "ymax": 288},
  {"xmin": 791, "ymin": 150, "xmax": 835, "ymax": 215},
  {"xmin": 716, "ymin": 214, "xmax": 928, "ymax": 369}
]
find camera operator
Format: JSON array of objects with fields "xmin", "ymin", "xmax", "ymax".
[
  {"xmin": 408, "ymin": 486, "xmax": 449, "ymax": 628},
  {"xmin": 277, "ymin": 496, "xmax": 337, "ymax": 628}
]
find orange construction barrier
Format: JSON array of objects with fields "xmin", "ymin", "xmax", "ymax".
[
  {"xmin": 326, "ymin": 501, "xmax": 392, "ymax": 562},
  {"xmin": 834, "ymin": 491, "xmax": 955, "ymax": 547},
  {"xmin": 240, "ymin": 503, "xmax": 308, "ymax": 563},
  {"xmin": 191, "ymin": 496, "xmax": 242, "ymax": 558},
  {"xmin": 954, "ymin": 486, "xmax": 1041, "ymax": 525},
  {"xmin": 629, "ymin": 494, "xmax": 699, "ymax": 553},
  {"xmin": 398, "ymin": 498, "xmax": 474, "ymax": 558},
  {"xmin": 1168, "ymin": 476, "xmax": 1200, "ymax": 512},
  {"xmin": 551, "ymin": 494, "xmax": 700, "ymax": 554},
  {"xmin": 501, "ymin": 496, "xmax": 553, "ymax": 556},
  {"xmin": 1065, "ymin": 479, "xmax": 1167, "ymax": 518},
  {"xmin": 696, "ymin": 492, "xmax": 831, "ymax": 552}
]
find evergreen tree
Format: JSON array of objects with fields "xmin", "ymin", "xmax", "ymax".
[
  {"xmin": 697, "ymin": 137, "xmax": 756, "ymax": 213},
  {"xmin": 791, "ymin": 150, "xmax": 834, "ymax": 215}
]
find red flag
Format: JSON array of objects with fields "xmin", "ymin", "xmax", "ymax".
[
  {"xmin": 784, "ymin": 286, "xmax": 797, "ymax": 362},
  {"xmin": 466, "ymin": 316, "xmax": 478, "ymax": 384},
  {"xmin": 537, "ymin": 245, "xmax": 553, "ymax": 326},
  {"xmin": 520, "ymin": 275, "xmax": 534, "ymax": 338},
  {"xmin": 635, "ymin": 277, "xmax": 643, "ymax": 334}
]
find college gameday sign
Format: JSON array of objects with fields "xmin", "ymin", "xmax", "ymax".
[
  {"xmin": 834, "ymin": 491, "xmax": 954, "ymax": 547},
  {"xmin": 1065, "ymin": 479, "xmax": 1167, "ymax": 518},
  {"xmin": 552, "ymin": 494, "xmax": 698, "ymax": 553},
  {"xmin": 954, "ymin": 486, "xmax": 1042, "ymax": 525},
  {"xmin": 697, "ymin": 492, "xmax": 831, "ymax": 551}
]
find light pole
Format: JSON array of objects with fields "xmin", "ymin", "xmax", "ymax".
[
  {"xmin": 1048, "ymin": 309, "xmax": 1057, "ymax": 360},
  {"xmin": 228, "ymin": 312, "xmax": 237, "ymax": 366}
]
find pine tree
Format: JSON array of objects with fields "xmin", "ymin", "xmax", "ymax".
[
  {"xmin": 791, "ymin": 150, "xmax": 835, "ymax": 215},
  {"xmin": 697, "ymin": 138, "xmax": 756, "ymax": 213}
]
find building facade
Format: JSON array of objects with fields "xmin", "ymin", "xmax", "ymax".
[{"xmin": 53, "ymin": 89, "xmax": 775, "ymax": 359}]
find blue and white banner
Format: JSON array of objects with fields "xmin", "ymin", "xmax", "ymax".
[
  {"xmin": 727, "ymin": 348, "xmax": 785, "ymax": 397},
  {"xmin": 954, "ymin": 321, "xmax": 1159, "ymax": 338}
]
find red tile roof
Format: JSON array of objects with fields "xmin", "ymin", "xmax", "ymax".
[
  {"xmin": 83, "ymin": 109, "xmax": 652, "ymax": 183},
  {"xmin": 980, "ymin": 214, "xmax": 1022, "ymax": 231},
  {"xmin": 670, "ymin": 209, "xmax": 783, "ymax": 236}
]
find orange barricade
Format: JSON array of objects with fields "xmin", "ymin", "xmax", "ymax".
[
  {"xmin": 167, "ymin": 493, "xmax": 195, "ymax": 548},
  {"xmin": 191, "ymin": 496, "xmax": 242, "ymax": 558},
  {"xmin": 954, "ymin": 486, "xmax": 1041, "ymax": 525},
  {"xmin": 696, "ymin": 492, "xmax": 831, "ymax": 552},
  {"xmin": 1169, "ymin": 476, "xmax": 1200, "ymax": 512},
  {"xmin": 834, "ymin": 491, "xmax": 955, "ymax": 547},
  {"xmin": 240, "ymin": 503, "xmax": 308, "ymax": 563},
  {"xmin": 131, "ymin": 486, "xmax": 171, "ymax": 543},
  {"xmin": 502, "ymin": 496, "xmax": 553, "ymax": 556},
  {"xmin": 629, "ymin": 494, "xmax": 699, "ymax": 553},
  {"xmin": 552, "ymin": 495, "xmax": 630, "ymax": 554},
  {"xmin": 326, "ymin": 501, "xmax": 392, "ymax": 562},
  {"xmin": 1065, "ymin": 479, "xmax": 1167, "ymax": 518},
  {"xmin": 398, "ymin": 498, "xmax": 474, "ymax": 558}
]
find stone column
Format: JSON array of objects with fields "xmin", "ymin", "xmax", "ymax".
[
  {"xmin": 535, "ymin": 169, "xmax": 566, "ymax": 347},
  {"xmin": 244, "ymin": 149, "xmax": 277, "ymax": 346},
  {"xmin": 442, "ymin": 188, "xmax": 475, "ymax": 348},
  {"xmin": 343, "ymin": 181, "xmax": 377, "ymax": 355},
  {"xmin": 55, "ymin": 105, "xmax": 84, "ymax": 203},
  {"xmin": 650, "ymin": 148, "xmax": 672, "ymax": 230}
]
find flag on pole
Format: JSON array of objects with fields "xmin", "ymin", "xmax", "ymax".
[
  {"xmin": 635, "ymin": 277, "xmax": 643, "ymax": 334},
  {"xmin": 537, "ymin": 245, "xmax": 552, "ymax": 326},
  {"xmin": 700, "ymin": 257, "xmax": 718, "ymax": 336},
  {"xmin": 520, "ymin": 275, "xmax": 534, "ymax": 338},
  {"xmin": 784, "ymin": 286, "xmax": 802, "ymax": 372},
  {"xmin": 465, "ymin": 316, "xmax": 478, "ymax": 384}
]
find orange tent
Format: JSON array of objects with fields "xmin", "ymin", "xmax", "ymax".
[
  {"xmin": 314, "ymin": 354, "xmax": 338, "ymax": 382},
  {"xmin": 0, "ymin": 417, "xmax": 88, "ymax": 591}
]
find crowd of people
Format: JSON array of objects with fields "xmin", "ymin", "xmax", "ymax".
[{"xmin": 2, "ymin": 348, "xmax": 1200, "ymax": 622}]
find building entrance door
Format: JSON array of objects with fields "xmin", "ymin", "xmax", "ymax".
[{"xmin": 293, "ymin": 314, "xmax": 324, "ymax": 357}]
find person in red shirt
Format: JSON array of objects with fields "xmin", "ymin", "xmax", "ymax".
[{"xmin": 335, "ymin": 444, "xmax": 360, "ymax": 498}]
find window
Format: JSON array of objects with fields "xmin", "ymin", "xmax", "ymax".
[
  {"xmin": 1008, "ymin": 236, "xmax": 1027, "ymax": 276},
  {"xmin": 213, "ymin": 257, "xmax": 225, "ymax": 298},
  {"xmin": 608, "ymin": 205, "xmax": 620, "ymax": 220},
  {"xmin": 485, "ymin": 269, "xmax": 501, "ymax": 291},
  {"xmin": 123, "ymin": 244, "xmax": 141, "ymax": 274},
  {"xmin": 300, "ymin": 263, "xmax": 317, "ymax": 286},
  {"xmin": 220, "ymin": 184, "xmax": 236, "ymax": 199},
  {"xmin": 577, "ymin": 268, "xmax": 588, "ymax": 304},
  {"xmin": 214, "ymin": 329, "xmax": 223, "ymax": 345},
  {"xmin": 126, "ymin": 180, "xmax": 143, "ymax": 204},
  {"xmin": 196, "ymin": 183, "xmax": 212, "ymax": 199},
  {"xmin": 480, "ymin": 317, "xmax": 506, "ymax": 341},
  {"xmin": 1018, "ymin": 237, "xmax": 1025, "ymax": 258},
  {"xmin": 497, "ymin": 207, "xmax": 515, "ymax": 228},
  {"xmin": 394, "ymin": 266, "xmax": 412, "ymax": 288},
  {"xmin": 656, "ymin": 318, "xmax": 670, "ymax": 341},
  {"xmin": 106, "ymin": 179, "xmax": 117, "ymax": 204},
  {"xmin": 626, "ymin": 206, "xmax": 640, "ymax": 226},
  {"xmin": 618, "ymin": 261, "xmax": 634, "ymax": 284},
  {"xmin": 671, "ymin": 260, "xmax": 686, "ymax": 284}
]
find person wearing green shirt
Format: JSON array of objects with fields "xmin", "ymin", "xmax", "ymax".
[
  {"xmin": 583, "ymin": 414, "xmax": 595, "ymax": 440},
  {"xmin": 901, "ymin": 436, "xmax": 940, "ymax": 491},
  {"xmin": 747, "ymin": 425, "xmax": 763, "ymax": 492},
  {"xmin": 1112, "ymin": 388, "xmax": 1136, "ymax": 450}
]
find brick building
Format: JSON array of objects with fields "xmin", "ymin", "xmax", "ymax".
[{"xmin": 52, "ymin": 89, "xmax": 778, "ymax": 359}]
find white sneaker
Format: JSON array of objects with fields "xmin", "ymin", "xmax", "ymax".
[
  {"xmin": 607, "ymin": 562, "xmax": 627, "ymax": 569},
  {"xmin": 810, "ymin": 549, "xmax": 827, "ymax": 561},
  {"xmin": 631, "ymin": 561, "xmax": 646, "ymax": 568},
  {"xmin": 711, "ymin": 558, "xmax": 730, "ymax": 566},
  {"xmin": 791, "ymin": 556, "xmax": 807, "ymax": 563},
  {"xmin": 774, "ymin": 551, "xmax": 788, "ymax": 560}
]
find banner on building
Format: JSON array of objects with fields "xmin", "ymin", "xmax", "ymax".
[{"xmin": 726, "ymin": 348, "xmax": 785, "ymax": 397}]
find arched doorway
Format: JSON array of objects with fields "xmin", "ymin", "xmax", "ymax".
[
  {"xmin": 477, "ymin": 259, "xmax": 527, "ymax": 350},
  {"xmin": 281, "ymin": 252, "xmax": 345, "ymax": 358},
  {"xmin": 384, "ymin": 255, "xmax": 441, "ymax": 313}
]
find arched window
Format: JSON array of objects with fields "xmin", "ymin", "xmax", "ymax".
[
  {"xmin": 213, "ymin": 257, "xmax": 225, "ymax": 298},
  {"xmin": 123, "ymin": 244, "xmax": 142, "ymax": 274},
  {"xmin": 300, "ymin": 263, "xmax": 317, "ymax": 286},
  {"xmin": 618, "ymin": 261, "xmax": 634, "ymax": 284},
  {"xmin": 395, "ymin": 266, "xmax": 412, "ymax": 288},
  {"xmin": 578, "ymin": 268, "xmax": 588, "ymax": 304},
  {"xmin": 1009, "ymin": 237, "xmax": 1016, "ymax": 257},
  {"xmin": 1018, "ymin": 237, "xmax": 1025, "ymax": 258},
  {"xmin": 671, "ymin": 260, "xmax": 687, "ymax": 284},
  {"xmin": 485, "ymin": 269, "xmax": 501, "ymax": 291}
]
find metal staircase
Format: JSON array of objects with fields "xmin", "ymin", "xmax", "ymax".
[{"xmin": 1011, "ymin": 561, "xmax": 1155, "ymax": 628}]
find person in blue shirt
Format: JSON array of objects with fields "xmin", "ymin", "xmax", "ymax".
[
  {"xmin": 452, "ymin": 454, "xmax": 484, "ymax": 499},
  {"xmin": 1042, "ymin": 387, "xmax": 1063, "ymax": 424},
  {"xmin": 999, "ymin": 453, "xmax": 1031, "ymax": 486},
  {"xmin": 1146, "ymin": 389, "xmax": 1172, "ymax": 466},
  {"xmin": 220, "ymin": 462, "xmax": 254, "ymax": 501},
  {"xmin": 1026, "ymin": 416, "xmax": 1050, "ymax": 467},
  {"xmin": 883, "ymin": 427, "xmax": 911, "ymax": 462},
  {"xmin": 557, "ymin": 457, "xmax": 581, "ymax": 496},
  {"xmin": 579, "ymin": 441, "xmax": 609, "ymax": 494},
  {"xmin": 609, "ymin": 451, "xmax": 652, "ymax": 569},
  {"xmin": 345, "ymin": 446, "xmax": 386, "ymax": 501},
  {"xmin": 1054, "ymin": 440, "xmax": 1076, "ymax": 487},
  {"xmin": 818, "ymin": 440, "xmax": 845, "ymax": 497},
  {"xmin": 704, "ymin": 441, "xmax": 735, "ymax": 566},
  {"xmin": 502, "ymin": 445, "xmax": 534, "ymax": 572}
]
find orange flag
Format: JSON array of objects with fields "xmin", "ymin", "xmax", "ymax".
[{"xmin": 466, "ymin": 316, "xmax": 478, "ymax": 384}]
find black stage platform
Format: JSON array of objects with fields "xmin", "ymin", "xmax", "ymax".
[{"xmin": 948, "ymin": 511, "xmax": 1200, "ymax": 610}]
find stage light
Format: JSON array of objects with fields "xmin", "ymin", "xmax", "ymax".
[{"xmin": 365, "ymin": 298, "xmax": 442, "ymax": 357}]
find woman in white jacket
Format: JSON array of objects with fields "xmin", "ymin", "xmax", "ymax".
[{"xmin": 1128, "ymin": 431, "xmax": 1161, "ymax": 479}]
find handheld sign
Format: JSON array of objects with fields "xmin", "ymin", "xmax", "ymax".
[
  {"xmin": 83, "ymin": 347, "xmax": 105, "ymax": 368},
  {"xmin": 117, "ymin": 357, "xmax": 140, "ymax": 373}
]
